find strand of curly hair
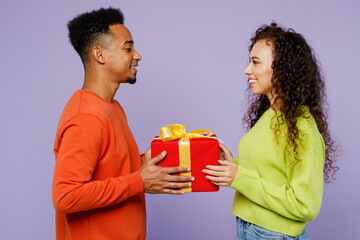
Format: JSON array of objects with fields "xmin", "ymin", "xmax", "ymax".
[{"xmin": 243, "ymin": 23, "xmax": 339, "ymax": 183}]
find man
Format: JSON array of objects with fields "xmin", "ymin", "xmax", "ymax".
[{"xmin": 52, "ymin": 8, "xmax": 194, "ymax": 240}]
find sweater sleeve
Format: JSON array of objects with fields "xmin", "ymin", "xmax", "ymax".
[
  {"xmin": 233, "ymin": 156, "xmax": 239, "ymax": 164},
  {"xmin": 52, "ymin": 114, "xmax": 144, "ymax": 214},
  {"xmin": 231, "ymin": 151, "xmax": 324, "ymax": 222}
]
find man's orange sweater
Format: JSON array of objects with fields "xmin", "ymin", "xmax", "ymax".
[{"xmin": 52, "ymin": 90, "xmax": 146, "ymax": 240}]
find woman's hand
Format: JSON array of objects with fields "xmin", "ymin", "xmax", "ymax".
[
  {"xmin": 218, "ymin": 143, "xmax": 233, "ymax": 161},
  {"xmin": 202, "ymin": 144, "xmax": 238, "ymax": 187},
  {"xmin": 203, "ymin": 160, "xmax": 238, "ymax": 187}
]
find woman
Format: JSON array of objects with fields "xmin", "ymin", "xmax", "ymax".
[{"xmin": 203, "ymin": 22, "xmax": 338, "ymax": 239}]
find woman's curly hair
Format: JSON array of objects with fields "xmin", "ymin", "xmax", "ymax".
[{"xmin": 243, "ymin": 22, "xmax": 338, "ymax": 183}]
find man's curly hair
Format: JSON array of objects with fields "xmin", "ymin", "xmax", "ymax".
[
  {"xmin": 243, "ymin": 22, "xmax": 339, "ymax": 183},
  {"xmin": 68, "ymin": 7, "xmax": 124, "ymax": 64}
]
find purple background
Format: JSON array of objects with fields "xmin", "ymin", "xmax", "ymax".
[{"xmin": 0, "ymin": 0, "xmax": 358, "ymax": 239}]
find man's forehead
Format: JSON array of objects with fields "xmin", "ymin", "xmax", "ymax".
[{"xmin": 109, "ymin": 24, "xmax": 133, "ymax": 43}]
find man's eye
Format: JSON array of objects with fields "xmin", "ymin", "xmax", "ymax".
[{"xmin": 125, "ymin": 48, "xmax": 132, "ymax": 52}]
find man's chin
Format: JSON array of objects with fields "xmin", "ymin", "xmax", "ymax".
[{"xmin": 126, "ymin": 76, "xmax": 136, "ymax": 85}]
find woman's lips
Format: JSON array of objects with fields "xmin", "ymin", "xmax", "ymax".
[{"xmin": 249, "ymin": 79, "xmax": 257, "ymax": 87}]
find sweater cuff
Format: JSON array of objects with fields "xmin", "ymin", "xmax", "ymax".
[
  {"xmin": 123, "ymin": 172, "xmax": 144, "ymax": 197},
  {"xmin": 230, "ymin": 166, "xmax": 251, "ymax": 192}
]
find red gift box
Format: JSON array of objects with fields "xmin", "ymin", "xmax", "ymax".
[{"xmin": 151, "ymin": 135, "xmax": 219, "ymax": 192}]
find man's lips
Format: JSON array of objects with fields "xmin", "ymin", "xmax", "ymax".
[{"xmin": 130, "ymin": 64, "xmax": 138, "ymax": 73}]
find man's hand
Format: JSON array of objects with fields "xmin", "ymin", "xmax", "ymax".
[
  {"xmin": 138, "ymin": 150, "xmax": 195, "ymax": 194},
  {"xmin": 141, "ymin": 147, "xmax": 152, "ymax": 164}
]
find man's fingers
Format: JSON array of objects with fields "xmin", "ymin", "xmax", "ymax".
[
  {"xmin": 148, "ymin": 151, "xmax": 166, "ymax": 165},
  {"xmin": 160, "ymin": 189, "xmax": 186, "ymax": 195},
  {"xmin": 164, "ymin": 166, "xmax": 191, "ymax": 174},
  {"xmin": 143, "ymin": 147, "xmax": 151, "ymax": 161},
  {"xmin": 162, "ymin": 182, "xmax": 192, "ymax": 189},
  {"xmin": 164, "ymin": 174, "xmax": 194, "ymax": 182}
]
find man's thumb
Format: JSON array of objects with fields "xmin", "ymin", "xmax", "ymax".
[{"xmin": 149, "ymin": 151, "xmax": 167, "ymax": 165}]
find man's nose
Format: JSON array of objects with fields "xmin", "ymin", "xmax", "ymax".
[{"xmin": 133, "ymin": 49, "xmax": 142, "ymax": 61}]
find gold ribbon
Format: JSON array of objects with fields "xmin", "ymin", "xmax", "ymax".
[
  {"xmin": 156, "ymin": 124, "xmax": 216, "ymax": 193},
  {"xmin": 158, "ymin": 124, "xmax": 213, "ymax": 141},
  {"xmin": 178, "ymin": 138, "xmax": 192, "ymax": 193}
]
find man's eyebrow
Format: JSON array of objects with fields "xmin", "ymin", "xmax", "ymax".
[
  {"xmin": 122, "ymin": 40, "xmax": 134, "ymax": 45},
  {"xmin": 251, "ymin": 56, "xmax": 260, "ymax": 60}
]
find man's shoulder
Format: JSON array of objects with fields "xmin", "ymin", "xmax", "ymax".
[{"xmin": 59, "ymin": 90, "xmax": 109, "ymax": 127}]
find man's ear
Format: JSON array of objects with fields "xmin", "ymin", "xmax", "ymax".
[{"xmin": 91, "ymin": 46, "xmax": 105, "ymax": 64}]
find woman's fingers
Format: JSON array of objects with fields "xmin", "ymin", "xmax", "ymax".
[
  {"xmin": 205, "ymin": 175, "xmax": 226, "ymax": 182},
  {"xmin": 202, "ymin": 168, "xmax": 225, "ymax": 177},
  {"xmin": 210, "ymin": 181, "xmax": 230, "ymax": 186},
  {"xmin": 203, "ymin": 159, "xmax": 238, "ymax": 187},
  {"xmin": 218, "ymin": 160, "xmax": 238, "ymax": 167},
  {"xmin": 219, "ymin": 144, "xmax": 233, "ymax": 160},
  {"xmin": 205, "ymin": 164, "xmax": 227, "ymax": 171}
]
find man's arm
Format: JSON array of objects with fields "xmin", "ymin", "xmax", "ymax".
[
  {"xmin": 52, "ymin": 115, "xmax": 143, "ymax": 214},
  {"xmin": 53, "ymin": 115, "xmax": 194, "ymax": 214}
]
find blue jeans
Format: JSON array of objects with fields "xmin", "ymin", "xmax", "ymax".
[{"xmin": 236, "ymin": 217, "xmax": 310, "ymax": 240}]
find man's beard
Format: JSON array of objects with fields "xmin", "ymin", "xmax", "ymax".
[{"xmin": 127, "ymin": 76, "xmax": 136, "ymax": 85}]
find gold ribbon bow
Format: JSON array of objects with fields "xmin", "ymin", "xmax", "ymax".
[{"xmin": 158, "ymin": 124, "xmax": 213, "ymax": 141}]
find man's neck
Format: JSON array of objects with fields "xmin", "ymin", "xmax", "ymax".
[{"xmin": 82, "ymin": 70, "xmax": 120, "ymax": 103}]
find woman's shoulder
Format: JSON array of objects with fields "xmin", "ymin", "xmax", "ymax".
[
  {"xmin": 296, "ymin": 106, "xmax": 323, "ymax": 143},
  {"xmin": 296, "ymin": 106, "xmax": 316, "ymax": 129}
]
